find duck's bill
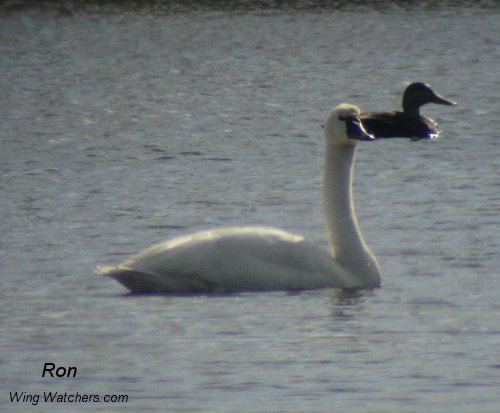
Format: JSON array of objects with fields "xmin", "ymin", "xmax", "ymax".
[
  {"xmin": 344, "ymin": 116, "xmax": 375, "ymax": 141},
  {"xmin": 432, "ymin": 92, "xmax": 456, "ymax": 106}
]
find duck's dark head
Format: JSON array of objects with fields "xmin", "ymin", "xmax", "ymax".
[{"xmin": 402, "ymin": 82, "xmax": 456, "ymax": 115}]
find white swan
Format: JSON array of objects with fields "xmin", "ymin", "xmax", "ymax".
[{"xmin": 100, "ymin": 103, "xmax": 381, "ymax": 293}]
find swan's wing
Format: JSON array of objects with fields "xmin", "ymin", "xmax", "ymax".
[{"xmin": 99, "ymin": 226, "xmax": 361, "ymax": 293}]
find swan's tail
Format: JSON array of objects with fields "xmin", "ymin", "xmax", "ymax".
[{"xmin": 97, "ymin": 265, "xmax": 215, "ymax": 294}]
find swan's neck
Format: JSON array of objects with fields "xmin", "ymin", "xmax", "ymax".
[{"xmin": 323, "ymin": 143, "xmax": 381, "ymax": 286}]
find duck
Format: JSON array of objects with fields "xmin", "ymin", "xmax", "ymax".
[
  {"xmin": 99, "ymin": 103, "xmax": 395, "ymax": 294},
  {"xmin": 360, "ymin": 82, "xmax": 456, "ymax": 139}
]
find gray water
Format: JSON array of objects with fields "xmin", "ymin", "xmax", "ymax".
[{"xmin": 1, "ymin": 1, "xmax": 500, "ymax": 412}]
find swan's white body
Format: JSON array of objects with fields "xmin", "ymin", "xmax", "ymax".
[{"xmin": 101, "ymin": 104, "xmax": 381, "ymax": 293}]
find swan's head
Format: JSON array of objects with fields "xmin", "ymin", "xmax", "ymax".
[{"xmin": 324, "ymin": 103, "xmax": 375, "ymax": 146}]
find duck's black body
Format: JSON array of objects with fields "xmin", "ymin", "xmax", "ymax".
[
  {"xmin": 361, "ymin": 82, "xmax": 456, "ymax": 140},
  {"xmin": 360, "ymin": 110, "xmax": 440, "ymax": 139}
]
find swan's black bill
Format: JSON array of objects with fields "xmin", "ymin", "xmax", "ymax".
[{"xmin": 342, "ymin": 116, "xmax": 375, "ymax": 141}]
